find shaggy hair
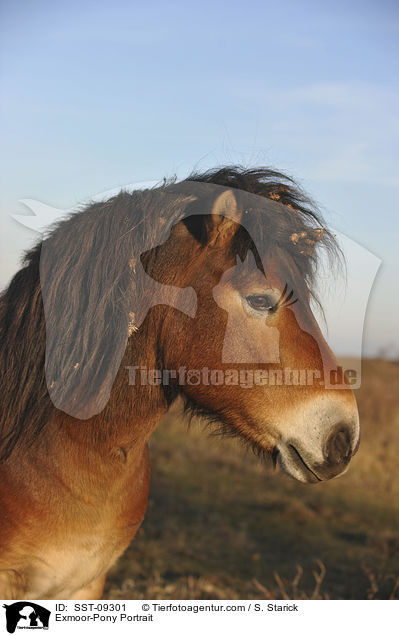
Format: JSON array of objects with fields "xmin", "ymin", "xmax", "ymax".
[{"xmin": 0, "ymin": 166, "xmax": 339, "ymax": 460}]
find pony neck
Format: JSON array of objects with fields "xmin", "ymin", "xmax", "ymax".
[{"xmin": 56, "ymin": 324, "xmax": 170, "ymax": 459}]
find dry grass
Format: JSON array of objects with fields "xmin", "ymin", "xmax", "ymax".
[{"xmin": 105, "ymin": 359, "xmax": 399, "ymax": 600}]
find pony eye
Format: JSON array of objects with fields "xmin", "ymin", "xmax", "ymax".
[{"xmin": 246, "ymin": 295, "xmax": 275, "ymax": 311}]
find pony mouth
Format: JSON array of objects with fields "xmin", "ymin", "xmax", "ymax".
[
  {"xmin": 286, "ymin": 445, "xmax": 323, "ymax": 482},
  {"xmin": 276, "ymin": 443, "xmax": 351, "ymax": 484},
  {"xmin": 243, "ymin": 435, "xmax": 323, "ymax": 483},
  {"xmin": 276, "ymin": 445, "xmax": 324, "ymax": 484}
]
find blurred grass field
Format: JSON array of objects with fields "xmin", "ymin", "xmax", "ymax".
[{"xmin": 105, "ymin": 359, "xmax": 399, "ymax": 600}]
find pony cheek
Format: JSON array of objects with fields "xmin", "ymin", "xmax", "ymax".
[
  {"xmin": 277, "ymin": 307, "xmax": 326, "ymax": 371},
  {"xmin": 220, "ymin": 315, "xmax": 281, "ymax": 365}
]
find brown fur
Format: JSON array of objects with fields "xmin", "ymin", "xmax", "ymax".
[{"xmin": 0, "ymin": 167, "xmax": 354, "ymax": 599}]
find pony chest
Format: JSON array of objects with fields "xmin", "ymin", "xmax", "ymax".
[{"xmin": 28, "ymin": 528, "xmax": 131, "ymax": 599}]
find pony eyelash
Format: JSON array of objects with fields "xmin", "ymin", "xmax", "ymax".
[{"xmin": 271, "ymin": 284, "xmax": 298, "ymax": 312}]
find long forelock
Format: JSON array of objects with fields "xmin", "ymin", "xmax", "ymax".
[{"xmin": 184, "ymin": 165, "xmax": 342, "ymax": 304}]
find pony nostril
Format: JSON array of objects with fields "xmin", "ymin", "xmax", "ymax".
[{"xmin": 324, "ymin": 427, "xmax": 352, "ymax": 465}]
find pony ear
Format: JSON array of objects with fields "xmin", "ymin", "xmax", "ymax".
[{"xmin": 205, "ymin": 190, "xmax": 242, "ymax": 246}]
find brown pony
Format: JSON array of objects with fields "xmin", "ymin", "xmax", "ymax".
[{"xmin": 0, "ymin": 167, "xmax": 359, "ymax": 599}]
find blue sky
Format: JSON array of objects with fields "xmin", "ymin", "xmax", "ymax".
[{"xmin": 0, "ymin": 0, "xmax": 398, "ymax": 356}]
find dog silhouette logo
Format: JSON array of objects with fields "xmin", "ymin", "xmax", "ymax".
[{"xmin": 3, "ymin": 602, "xmax": 50, "ymax": 633}]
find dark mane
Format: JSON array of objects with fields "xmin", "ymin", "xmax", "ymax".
[
  {"xmin": 0, "ymin": 166, "xmax": 341, "ymax": 460},
  {"xmin": 184, "ymin": 166, "xmax": 340, "ymax": 295}
]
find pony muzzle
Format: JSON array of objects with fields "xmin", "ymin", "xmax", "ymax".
[{"xmin": 274, "ymin": 395, "xmax": 360, "ymax": 484}]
